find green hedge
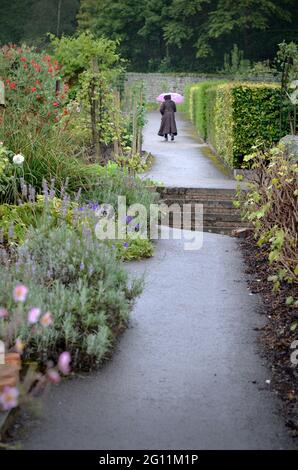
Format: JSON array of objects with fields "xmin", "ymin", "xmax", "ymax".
[{"xmin": 186, "ymin": 81, "xmax": 284, "ymax": 167}]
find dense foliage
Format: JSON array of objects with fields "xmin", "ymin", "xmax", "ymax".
[
  {"xmin": 236, "ymin": 145, "xmax": 298, "ymax": 296},
  {"xmin": 77, "ymin": 0, "xmax": 298, "ymax": 72},
  {"xmin": 1, "ymin": 1, "xmax": 297, "ymax": 72},
  {"xmin": 0, "ymin": 220, "xmax": 143, "ymax": 371},
  {"xmin": 0, "ymin": 44, "xmax": 96, "ymax": 198},
  {"xmin": 185, "ymin": 81, "xmax": 286, "ymax": 167},
  {"xmin": 0, "ymin": 0, "xmax": 80, "ymax": 46}
]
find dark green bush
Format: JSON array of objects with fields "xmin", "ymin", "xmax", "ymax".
[
  {"xmin": 186, "ymin": 81, "xmax": 285, "ymax": 167},
  {"xmin": 232, "ymin": 84, "xmax": 283, "ymax": 162},
  {"xmin": 191, "ymin": 81, "xmax": 225, "ymax": 139}
]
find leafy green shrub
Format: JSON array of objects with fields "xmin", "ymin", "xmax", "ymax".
[
  {"xmin": 206, "ymin": 83, "xmax": 234, "ymax": 166},
  {"xmin": 82, "ymin": 164, "xmax": 159, "ymax": 214},
  {"xmin": 188, "ymin": 81, "xmax": 226, "ymax": 139},
  {"xmin": 236, "ymin": 145, "xmax": 298, "ymax": 292},
  {"xmin": 232, "ymin": 83, "xmax": 283, "ymax": 163},
  {"xmin": 0, "ymin": 195, "xmax": 76, "ymax": 244},
  {"xmin": 187, "ymin": 81, "xmax": 285, "ymax": 167},
  {"xmin": 0, "ymin": 44, "xmax": 102, "ymax": 199},
  {"xmin": 205, "ymin": 85, "xmax": 219, "ymax": 151},
  {"xmin": 0, "ymin": 222, "xmax": 143, "ymax": 370}
]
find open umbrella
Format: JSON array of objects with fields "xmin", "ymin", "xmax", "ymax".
[{"xmin": 156, "ymin": 92, "xmax": 184, "ymax": 103}]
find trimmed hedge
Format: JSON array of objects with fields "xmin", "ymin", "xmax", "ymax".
[{"xmin": 186, "ymin": 81, "xmax": 284, "ymax": 167}]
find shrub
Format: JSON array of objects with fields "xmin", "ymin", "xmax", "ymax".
[
  {"xmin": 0, "ymin": 222, "xmax": 143, "ymax": 370},
  {"xmin": 236, "ymin": 145, "xmax": 298, "ymax": 292},
  {"xmin": 0, "ymin": 44, "xmax": 102, "ymax": 199},
  {"xmin": 82, "ymin": 164, "xmax": 159, "ymax": 214},
  {"xmin": 187, "ymin": 81, "xmax": 286, "ymax": 167},
  {"xmin": 188, "ymin": 81, "xmax": 226, "ymax": 139}
]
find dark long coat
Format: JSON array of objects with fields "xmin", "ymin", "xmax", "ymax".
[{"xmin": 158, "ymin": 100, "xmax": 178, "ymax": 136}]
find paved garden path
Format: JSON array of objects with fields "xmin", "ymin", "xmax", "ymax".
[
  {"xmin": 142, "ymin": 110, "xmax": 235, "ymax": 188},
  {"xmin": 20, "ymin": 111, "xmax": 295, "ymax": 450}
]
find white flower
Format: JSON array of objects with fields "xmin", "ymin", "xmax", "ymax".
[{"xmin": 13, "ymin": 153, "xmax": 25, "ymax": 165}]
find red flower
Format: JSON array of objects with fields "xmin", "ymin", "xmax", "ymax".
[
  {"xmin": 5, "ymin": 79, "xmax": 10, "ymax": 84},
  {"xmin": 53, "ymin": 102, "xmax": 59, "ymax": 107},
  {"xmin": 31, "ymin": 87, "xmax": 37, "ymax": 93},
  {"xmin": 35, "ymin": 80, "xmax": 41, "ymax": 85},
  {"xmin": 48, "ymin": 67, "xmax": 53, "ymax": 73},
  {"xmin": 20, "ymin": 57, "xmax": 27, "ymax": 62},
  {"xmin": 9, "ymin": 82, "xmax": 17, "ymax": 90}
]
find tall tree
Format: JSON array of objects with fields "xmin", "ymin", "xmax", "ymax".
[
  {"xmin": 78, "ymin": 0, "xmax": 298, "ymax": 71},
  {"xmin": 0, "ymin": 0, "xmax": 80, "ymax": 46},
  {"xmin": 195, "ymin": 0, "xmax": 293, "ymax": 58}
]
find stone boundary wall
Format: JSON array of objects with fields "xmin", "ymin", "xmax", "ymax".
[
  {"xmin": 124, "ymin": 72, "xmax": 278, "ymax": 103},
  {"xmin": 124, "ymin": 73, "xmax": 213, "ymax": 102}
]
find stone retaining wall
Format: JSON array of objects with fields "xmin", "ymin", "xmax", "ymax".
[
  {"xmin": 125, "ymin": 73, "xmax": 211, "ymax": 103},
  {"xmin": 124, "ymin": 72, "xmax": 278, "ymax": 103}
]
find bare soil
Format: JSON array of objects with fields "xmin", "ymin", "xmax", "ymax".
[{"xmin": 240, "ymin": 234, "xmax": 298, "ymax": 438}]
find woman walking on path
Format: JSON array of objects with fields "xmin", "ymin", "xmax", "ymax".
[{"xmin": 158, "ymin": 94, "xmax": 178, "ymax": 141}]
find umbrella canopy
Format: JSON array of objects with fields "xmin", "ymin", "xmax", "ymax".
[{"xmin": 156, "ymin": 92, "xmax": 184, "ymax": 103}]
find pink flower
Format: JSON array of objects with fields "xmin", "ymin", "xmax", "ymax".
[
  {"xmin": 13, "ymin": 284, "xmax": 28, "ymax": 302},
  {"xmin": 0, "ymin": 308, "xmax": 8, "ymax": 318},
  {"xmin": 27, "ymin": 307, "xmax": 41, "ymax": 324},
  {"xmin": 0, "ymin": 386, "xmax": 19, "ymax": 410},
  {"xmin": 47, "ymin": 369, "xmax": 60, "ymax": 384},
  {"xmin": 58, "ymin": 351, "xmax": 71, "ymax": 375},
  {"xmin": 40, "ymin": 312, "xmax": 53, "ymax": 327}
]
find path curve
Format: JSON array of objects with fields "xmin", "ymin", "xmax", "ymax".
[{"xmin": 20, "ymin": 112, "xmax": 295, "ymax": 450}]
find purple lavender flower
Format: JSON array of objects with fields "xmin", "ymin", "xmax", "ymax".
[
  {"xmin": 42, "ymin": 179, "xmax": 49, "ymax": 204},
  {"xmin": 75, "ymin": 188, "xmax": 82, "ymax": 202},
  {"xmin": 49, "ymin": 178, "xmax": 56, "ymax": 199},
  {"xmin": 88, "ymin": 202, "xmax": 100, "ymax": 211},
  {"xmin": 20, "ymin": 178, "xmax": 27, "ymax": 198},
  {"xmin": 28, "ymin": 185, "xmax": 36, "ymax": 203},
  {"xmin": 8, "ymin": 224, "xmax": 14, "ymax": 240},
  {"xmin": 123, "ymin": 242, "xmax": 129, "ymax": 249},
  {"xmin": 126, "ymin": 215, "xmax": 134, "ymax": 224}
]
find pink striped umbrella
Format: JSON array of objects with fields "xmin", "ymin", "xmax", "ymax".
[{"xmin": 156, "ymin": 92, "xmax": 184, "ymax": 103}]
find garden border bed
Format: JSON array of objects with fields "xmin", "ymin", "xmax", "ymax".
[{"xmin": 239, "ymin": 234, "xmax": 298, "ymax": 438}]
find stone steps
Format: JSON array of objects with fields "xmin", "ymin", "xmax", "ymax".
[{"xmin": 156, "ymin": 186, "xmax": 245, "ymax": 235}]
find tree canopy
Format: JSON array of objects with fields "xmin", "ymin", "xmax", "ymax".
[
  {"xmin": 0, "ymin": 0, "xmax": 80, "ymax": 47},
  {"xmin": 78, "ymin": 0, "xmax": 298, "ymax": 71},
  {"xmin": 1, "ymin": 0, "xmax": 298, "ymax": 72}
]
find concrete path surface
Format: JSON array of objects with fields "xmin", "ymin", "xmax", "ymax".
[
  {"xmin": 21, "ymin": 231, "xmax": 294, "ymax": 450},
  {"xmin": 142, "ymin": 111, "xmax": 236, "ymax": 189}
]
